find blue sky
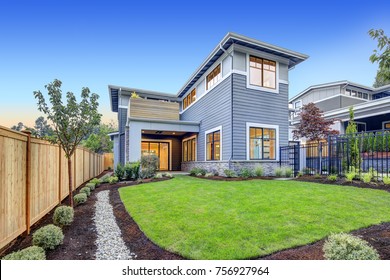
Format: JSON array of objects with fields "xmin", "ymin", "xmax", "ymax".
[{"xmin": 0, "ymin": 0, "xmax": 389, "ymax": 127}]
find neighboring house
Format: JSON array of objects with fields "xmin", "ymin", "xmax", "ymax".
[
  {"xmin": 109, "ymin": 32, "xmax": 308, "ymax": 174},
  {"xmin": 289, "ymin": 81, "xmax": 390, "ymax": 141}
]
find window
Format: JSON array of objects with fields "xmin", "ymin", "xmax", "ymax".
[
  {"xmin": 206, "ymin": 64, "xmax": 221, "ymax": 90},
  {"xmin": 182, "ymin": 137, "xmax": 196, "ymax": 162},
  {"xmin": 206, "ymin": 130, "xmax": 220, "ymax": 160},
  {"xmin": 249, "ymin": 56, "xmax": 276, "ymax": 89},
  {"xmin": 294, "ymin": 100, "xmax": 302, "ymax": 110},
  {"xmin": 249, "ymin": 127, "xmax": 276, "ymax": 160},
  {"xmin": 383, "ymin": 122, "xmax": 390, "ymax": 130},
  {"xmin": 183, "ymin": 88, "xmax": 196, "ymax": 110}
]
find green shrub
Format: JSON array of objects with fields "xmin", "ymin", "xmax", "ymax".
[
  {"xmin": 53, "ymin": 206, "xmax": 74, "ymax": 227},
  {"xmin": 383, "ymin": 176, "xmax": 390, "ymax": 185},
  {"xmin": 345, "ymin": 171, "xmax": 356, "ymax": 182},
  {"xmin": 86, "ymin": 182, "xmax": 95, "ymax": 191},
  {"xmin": 90, "ymin": 178, "xmax": 101, "ymax": 187},
  {"xmin": 101, "ymin": 174, "xmax": 111, "ymax": 183},
  {"xmin": 362, "ymin": 172, "xmax": 373, "ymax": 183},
  {"xmin": 74, "ymin": 193, "xmax": 87, "ymax": 205},
  {"xmin": 297, "ymin": 171, "xmax": 303, "ymax": 177},
  {"xmin": 2, "ymin": 246, "xmax": 46, "ymax": 260},
  {"xmin": 196, "ymin": 173, "xmax": 203, "ymax": 177},
  {"xmin": 204, "ymin": 172, "xmax": 214, "ymax": 178},
  {"xmin": 154, "ymin": 173, "xmax": 163, "ymax": 179},
  {"xmin": 254, "ymin": 166, "xmax": 264, "ymax": 177},
  {"xmin": 328, "ymin": 174, "xmax": 338, "ymax": 181},
  {"xmin": 140, "ymin": 155, "xmax": 159, "ymax": 178},
  {"xmin": 369, "ymin": 167, "xmax": 378, "ymax": 181},
  {"xmin": 139, "ymin": 169, "xmax": 155, "ymax": 179},
  {"xmin": 32, "ymin": 224, "xmax": 64, "ymax": 250},
  {"xmin": 124, "ymin": 161, "xmax": 140, "ymax": 180},
  {"xmin": 108, "ymin": 176, "xmax": 119, "ymax": 184},
  {"xmin": 323, "ymin": 233, "xmax": 380, "ymax": 260},
  {"xmin": 284, "ymin": 168, "xmax": 293, "ymax": 178},
  {"xmin": 303, "ymin": 167, "xmax": 312, "ymax": 175},
  {"xmin": 314, "ymin": 173, "xmax": 321, "ymax": 179},
  {"xmin": 189, "ymin": 168, "xmax": 207, "ymax": 176},
  {"xmin": 274, "ymin": 167, "xmax": 283, "ymax": 177},
  {"xmin": 114, "ymin": 162, "xmax": 125, "ymax": 181},
  {"xmin": 224, "ymin": 169, "xmax": 237, "ymax": 178},
  {"xmin": 79, "ymin": 186, "xmax": 91, "ymax": 197},
  {"xmin": 239, "ymin": 168, "xmax": 253, "ymax": 179},
  {"xmin": 163, "ymin": 172, "xmax": 173, "ymax": 178}
]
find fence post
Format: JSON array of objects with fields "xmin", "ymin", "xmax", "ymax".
[
  {"xmin": 73, "ymin": 149, "xmax": 77, "ymax": 191},
  {"xmin": 22, "ymin": 130, "xmax": 32, "ymax": 235},
  {"xmin": 327, "ymin": 135, "xmax": 331, "ymax": 175},
  {"xmin": 319, "ymin": 142, "xmax": 322, "ymax": 174}
]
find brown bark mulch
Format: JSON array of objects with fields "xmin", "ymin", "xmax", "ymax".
[{"xmin": 1, "ymin": 173, "xmax": 389, "ymax": 260}]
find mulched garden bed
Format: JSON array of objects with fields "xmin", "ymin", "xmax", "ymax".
[
  {"xmin": 295, "ymin": 175, "xmax": 390, "ymax": 193},
  {"xmin": 1, "ymin": 173, "xmax": 389, "ymax": 260}
]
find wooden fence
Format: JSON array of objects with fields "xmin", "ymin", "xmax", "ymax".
[{"xmin": 0, "ymin": 125, "xmax": 105, "ymax": 250}]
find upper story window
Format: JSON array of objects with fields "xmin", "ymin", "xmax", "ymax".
[
  {"xmin": 206, "ymin": 64, "xmax": 221, "ymax": 90},
  {"xmin": 345, "ymin": 89, "xmax": 369, "ymax": 100},
  {"xmin": 294, "ymin": 100, "xmax": 302, "ymax": 110},
  {"xmin": 249, "ymin": 56, "xmax": 276, "ymax": 89},
  {"xmin": 183, "ymin": 88, "xmax": 196, "ymax": 110}
]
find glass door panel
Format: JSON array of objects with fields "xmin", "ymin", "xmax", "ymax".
[{"xmin": 159, "ymin": 143, "xmax": 169, "ymax": 171}]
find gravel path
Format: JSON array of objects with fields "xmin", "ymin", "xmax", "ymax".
[{"xmin": 94, "ymin": 190, "xmax": 135, "ymax": 260}]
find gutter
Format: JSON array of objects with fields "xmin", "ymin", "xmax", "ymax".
[{"xmin": 219, "ymin": 43, "xmax": 234, "ymax": 170}]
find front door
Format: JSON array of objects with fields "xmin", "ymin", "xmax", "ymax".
[{"xmin": 141, "ymin": 141, "xmax": 170, "ymax": 171}]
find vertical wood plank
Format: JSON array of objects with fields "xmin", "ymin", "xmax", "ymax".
[{"xmin": 23, "ymin": 131, "xmax": 31, "ymax": 235}]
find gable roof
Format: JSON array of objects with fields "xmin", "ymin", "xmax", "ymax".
[
  {"xmin": 176, "ymin": 32, "xmax": 309, "ymax": 98},
  {"xmin": 109, "ymin": 32, "xmax": 309, "ymax": 111},
  {"xmin": 289, "ymin": 80, "xmax": 390, "ymax": 103}
]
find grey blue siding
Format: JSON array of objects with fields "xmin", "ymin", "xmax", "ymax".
[
  {"xmin": 181, "ymin": 76, "xmax": 232, "ymax": 161},
  {"xmin": 232, "ymin": 73, "xmax": 289, "ymax": 160}
]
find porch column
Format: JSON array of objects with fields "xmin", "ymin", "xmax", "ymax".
[{"xmin": 129, "ymin": 125, "xmax": 142, "ymax": 162}]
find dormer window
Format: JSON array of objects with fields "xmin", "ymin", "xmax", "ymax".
[
  {"xmin": 249, "ymin": 56, "xmax": 276, "ymax": 89},
  {"xmin": 206, "ymin": 64, "xmax": 221, "ymax": 90}
]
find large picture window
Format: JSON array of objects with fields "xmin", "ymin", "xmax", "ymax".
[
  {"xmin": 206, "ymin": 64, "xmax": 221, "ymax": 90},
  {"xmin": 182, "ymin": 137, "xmax": 196, "ymax": 162},
  {"xmin": 206, "ymin": 130, "xmax": 220, "ymax": 161},
  {"xmin": 249, "ymin": 127, "xmax": 276, "ymax": 160},
  {"xmin": 249, "ymin": 56, "xmax": 276, "ymax": 89}
]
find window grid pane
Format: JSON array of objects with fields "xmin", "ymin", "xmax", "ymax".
[{"xmin": 249, "ymin": 127, "xmax": 276, "ymax": 160}]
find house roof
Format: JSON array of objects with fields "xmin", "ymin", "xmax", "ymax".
[
  {"xmin": 109, "ymin": 32, "xmax": 309, "ymax": 111},
  {"xmin": 289, "ymin": 80, "xmax": 390, "ymax": 103},
  {"xmin": 176, "ymin": 32, "xmax": 309, "ymax": 98}
]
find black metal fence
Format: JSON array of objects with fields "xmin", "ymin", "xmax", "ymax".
[{"xmin": 280, "ymin": 130, "xmax": 390, "ymax": 179}]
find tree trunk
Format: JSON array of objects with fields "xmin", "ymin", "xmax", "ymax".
[{"xmin": 68, "ymin": 157, "xmax": 74, "ymax": 207}]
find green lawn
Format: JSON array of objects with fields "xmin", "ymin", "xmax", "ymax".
[{"xmin": 119, "ymin": 176, "xmax": 390, "ymax": 259}]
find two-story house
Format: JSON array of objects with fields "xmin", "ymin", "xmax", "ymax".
[
  {"xmin": 289, "ymin": 81, "xmax": 390, "ymax": 141},
  {"xmin": 109, "ymin": 32, "xmax": 308, "ymax": 175}
]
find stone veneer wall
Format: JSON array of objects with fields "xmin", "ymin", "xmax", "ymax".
[{"xmin": 181, "ymin": 160, "xmax": 290, "ymax": 176}]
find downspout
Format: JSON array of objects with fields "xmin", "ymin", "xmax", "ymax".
[{"xmin": 220, "ymin": 43, "xmax": 234, "ymax": 170}]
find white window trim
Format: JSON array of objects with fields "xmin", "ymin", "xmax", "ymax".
[
  {"xmin": 246, "ymin": 122, "xmax": 279, "ymax": 161},
  {"xmin": 205, "ymin": 125, "xmax": 222, "ymax": 161},
  {"xmin": 205, "ymin": 63, "xmax": 223, "ymax": 92},
  {"xmin": 141, "ymin": 139, "xmax": 173, "ymax": 171},
  {"xmin": 246, "ymin": 53, "xmax": 279, "ymax": 94},
  {"xmin": 354, "ymin": 121, "xmax": 366, "ymax": 132},
  {"xmin": 382, "ymin": 121, "xmax": 390, "ymax": 130},
  {"xmin": 182, "ymin": 135, "xmax": 197, "ymax": 162}
]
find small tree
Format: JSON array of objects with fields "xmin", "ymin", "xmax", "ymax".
[
  {"xmin": 293, "ymin": 103, "xmax": 339, "ymax": 142},
  {"xmin": 369, "ymin": 29, "xmax": 390, "ymax": 87},
  {"xmin": 345, "ymin": 107, "xmax": 361, "ymax": 171},
  {"xmin": 34, "ymin": 79, "xmax": 101, "ymax": 207}
]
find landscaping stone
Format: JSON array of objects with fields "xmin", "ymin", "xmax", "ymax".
[{"xmin": 94, "ymin": 190, "xmax": 134, "ymax": 260}]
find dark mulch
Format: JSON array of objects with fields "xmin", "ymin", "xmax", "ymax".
[
  {"xmin": 1, "ymin": 173, "xmax": 389, "ymax": 260},
  {"xmin": 260, "ymin": 222, "xmax": 390, "ymax": 260},
  {"xmin": 295, "ymin": 175, "xmax": 390, "ymax": 192}
]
